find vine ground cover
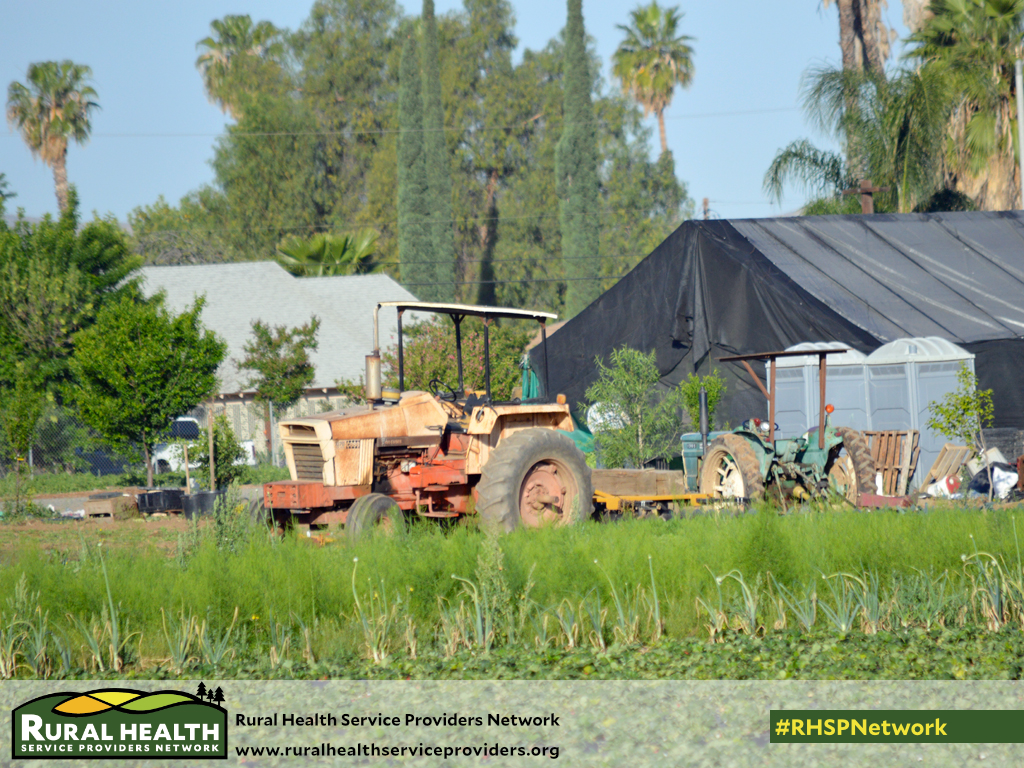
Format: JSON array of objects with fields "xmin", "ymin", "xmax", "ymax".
[{"xmin": 0, "ymin": 502, "xmax": 1021, "ymax": 680}]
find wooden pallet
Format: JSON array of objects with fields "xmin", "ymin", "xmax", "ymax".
[
  {"xmin": 864, "ymin": 430, "xmax": 920, "ymax": 496},
  {"xmin": 918, "ymin": 443, "xmax": 972, "ymax": 490}
]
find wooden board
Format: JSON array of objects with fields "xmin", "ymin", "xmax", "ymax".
[
  {"xmin": 918, "ymin": 443, "xmax": 971, "ymax": 490},
  {"xmin": 864, "ymin": 430, "xmax": 920, "ymax": 496},
  {"xmin": 591, "ymin": 469, "xmax": 687, "ymax": 498}
]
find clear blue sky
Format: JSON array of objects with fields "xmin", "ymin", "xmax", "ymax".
[{"xmin": 1, "ymin": 0, "xmax": 910, "ymax": 223}]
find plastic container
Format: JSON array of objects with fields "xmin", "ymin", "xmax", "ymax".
[
  {"xmin": 137, "ymin": 489, "xmax": 184, "ymax": 514},
  {"xmin": 182, "ymin": 490, "xmax": 226, "ymax": 520}
]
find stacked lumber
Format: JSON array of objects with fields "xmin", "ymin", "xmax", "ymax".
[
  {"xmin": 591, "ymin": 469, "xmax": 687, "ymax": 497},
  {"xmin": 864, "ymin": 430, "xmax": 920, "ymax": 496}
]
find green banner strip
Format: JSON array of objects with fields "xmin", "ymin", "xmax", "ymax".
[{"xmin": 770, "ymin": 710, "xmax": 1024, "ymax": 743}]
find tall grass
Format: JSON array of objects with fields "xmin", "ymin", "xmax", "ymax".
[{"xmin": 0, "ymin": 505, "xmax": 1021, "ymax": 676}]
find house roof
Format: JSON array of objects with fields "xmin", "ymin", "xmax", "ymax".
[{"xmin": 138, "ymin": 262, "xmax": 421, "ymax": 393}]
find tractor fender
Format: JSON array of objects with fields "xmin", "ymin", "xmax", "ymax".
[{"xmin": 729, "ymin": 429, "xmax": 774, "ymax": 479}]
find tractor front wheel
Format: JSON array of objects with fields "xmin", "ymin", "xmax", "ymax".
[
  {"xmin": 699, "ymin": 434, "xmax": 765, "ymax": 501},
  {"xmin": 346, "ymin": 493, "xmax": 407, "ymax": 540},
  {"xmin": 826, "ymin": 427, "xmax": 875, "ymax": 505},
  {"xmin": 476, "ymin": 429, "xmax": 593, "ymax": 533}
]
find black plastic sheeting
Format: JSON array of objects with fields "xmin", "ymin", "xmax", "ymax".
[{"xmin": 532, "ymin": 211, "xmax": 1024, "ymax": 430}]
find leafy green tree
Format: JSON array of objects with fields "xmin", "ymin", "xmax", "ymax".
[
  {"xmin": 138, "ymin": 0, "xmax": 689, "ymax": 316},
  {"xmin": 66, "ymin": 295, "xmax": 226, "ymax": 487},
  {"xmin": 276, "ymin": 231, "xmax": 379, "ymax": 276},
  {"xmin": 557, "ymin": 0, "xmax": 602, "ymax": 318},
  {"xmin": 926, "ymin": 362, "xmax": 994, "ymax": 458},
  {"xmin": 6, "ymin": 61, "xmax": 99, "ymax": 212},
  {"xmin": 295, "ymin": 0, "xmax": 401, "ymax": 244},
  {"xmin": 208, "ymin": 94, "xmax": 323, "ymax": 260},
  {"xmin": 583, "ymin": 346, "xmax": 686, "ymax": 468},
  {"xmin": 237, "ymin": 317, "xmax": 321, "ymax": 455},
  {"xmin": 0, "ymin": 173, "xmax": 14, "ymax": 210},
  {"xmin": 190, "ymin": 414, "xmax": 247, "ymax": 490},
  {"xmin": 679, "ymin": 369, "xmax": 727, "ymax": 431},
  {"xmin": 612, "ymin": 2, "xmax": 695, "ymax": 157},
  {"xmin": 398, "ymin": 33, "xmax": 434, "ymax": 296},
  {"xmin": 0, "ymin": 189, "xmax": 141, "ymax": 389},
  {"xmin": 380, "ymin": 317, "xmax": 531, "ymax": 400},
  {"xmin": 447, "ymin": 0, "xmax": 525, "ymax": 306},
  {"xmin": 421, "ymin": 0, "xmax": 456, "ymax": 300},
  {"xmin": 196, "ymin": 15, "xmax": 285, "ymax": 118},
  {"xmin": 0, "ymin": 364, "xmax": 45, "ymax": 461},
  {"xmin": 127, "ymin": 195, "xmax": 229, "ymax": 266}
]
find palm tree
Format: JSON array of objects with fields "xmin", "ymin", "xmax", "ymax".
[
  {"xmin": 196, "ymin": 15, "xmax": 282, "ymax": 118},
  {"xmin": 764, "ymin": 66, "xmax": 951, "ymax": 213},
  {"xmin": 275, "ymin": 231, "xmax": 380, "ymax": 277},
  {"xmin": 822, "ymin": 0, "xmax": 892, "ymax": 75},
  {"xmin": 612, "ymin": 2, "xmax": 695, "ymax": 156},
  {"xmin": 6, "ymin": 61, "xmax": 98, "ymax": 212},
  {"xmin": 906, "ymin": 0, "xmax": 1024, "ymax": 210}
]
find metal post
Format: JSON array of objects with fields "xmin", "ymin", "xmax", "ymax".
[
  {"xmin": 699, "ymin": 386, "xmax": 709, "ymax": 456},
  {"xmin": 397, "ymin": 310, "xmax": 404, "ymax": 393},
  {"xmin": 483, "ymin": 319, "xmax": 492, "ymax": 402},
  {"xmin": 454, "ymin": 316, "xmax": 464, "ymax": 397},
  {"xmin": 183, "ymin": 443, "xmax": 191, "ymax": 492},
  {"xmin": 769, "ymin": 358, "xmax": 777, "ymax": 445},
  {"xmin": 209, "ymin": 397, "xmax": 216, "ymax": 490},
  {"xmin": 818, "ymin": 353, "xmax": 827, "ymax": 449},
  {"xmin": 269, "ymin": 402, "xmax": 276, "ymax": 467},
  {"xmin": 1016, "ymin": 60, "xmax": 1024, "ymax": 207},
  {"xmin": 540, "ymin": 321, "xmax": 550, "ymax": 403}
]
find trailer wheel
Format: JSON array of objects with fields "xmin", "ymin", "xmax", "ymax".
[
  {"xmin": 827, "ymin": 427, "xmax": 875, "ymax": 505},
  {"xmin": 699, "ymin": 434, "xmax": 765, "ymax": 501},
  {"xmin": 476, "ymin": 429, "xmax": 593, "ymax": 533},
  {"xmin": 346, "ymin": 493, "xmax": 407, "ymax": 540}
]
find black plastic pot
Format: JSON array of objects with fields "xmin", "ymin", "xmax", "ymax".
[
  {"xmin": 182, "ymin": 490, "xmax": 227, "ymax": 520},
  {"xmin": 137, "ymin": 489, "xmax": 184, "ymax": 514}
]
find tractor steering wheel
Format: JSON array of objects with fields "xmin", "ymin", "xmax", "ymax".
[{"xmin": 428, "ymin": 378, "xmax": 458, "ymax": 402}]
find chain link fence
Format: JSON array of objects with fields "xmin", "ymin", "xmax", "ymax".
[{"xmin": 0, "ymin": 393, "xmax": 350, "ymax": 478}]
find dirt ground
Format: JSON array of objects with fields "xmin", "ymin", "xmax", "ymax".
[{"xmin": 0, "ymin": 514, "xmax": 192, "ymax": 555}]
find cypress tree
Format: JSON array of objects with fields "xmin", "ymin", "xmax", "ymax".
[
  {"xmin": 421, "ymin": 0, "xmax": 455, "ymax": 301},
  {"xmin": 398, "ymin": 34, "xmax": 433, "ymax": 297},
  {"xmin": 556, "ymin": 0, "xmax": 602, "ymax": 318}
]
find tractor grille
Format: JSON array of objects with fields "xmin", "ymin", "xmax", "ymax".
[{"xmin": 291, "ymin": 444, "xmax": 325, "ymax": 482}]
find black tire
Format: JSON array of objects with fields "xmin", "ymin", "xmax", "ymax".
[
  {"xmin": 699, "ymin": 433, "xmax": 765, "ymax": 500},
  {"xmin": 827, "ymin": 427, "xmax": 875, "ymax": 505},
  {"xmin": 476, "ymin": 428, "xmax": 593, "ymax": 533},
  {"xmin": 346, "ymin": 493, "xmax": 407, "ymax": 540}
]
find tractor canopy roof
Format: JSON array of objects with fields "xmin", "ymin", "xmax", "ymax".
[{"xmin": 376, "ymin": 301, "xmax": 557, "ymax": 323}]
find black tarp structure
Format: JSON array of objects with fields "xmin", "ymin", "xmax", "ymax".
[{"xmin": 532, "ymin": 211, "xmax": 1024, "ymax": 430}]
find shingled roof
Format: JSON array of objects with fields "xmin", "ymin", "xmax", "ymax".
[{"xmin": 138, "ymin": 262, "xmax": 420, "ymax": 393}]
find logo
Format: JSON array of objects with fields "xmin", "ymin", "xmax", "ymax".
[{"xmin": 12, "ymin": 685, "xmax": 227, "ymax": 760}]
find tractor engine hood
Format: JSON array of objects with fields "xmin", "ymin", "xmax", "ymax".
[{"xmin": 279, "ymin": 391, "xmax": 449, "ymax": 447}]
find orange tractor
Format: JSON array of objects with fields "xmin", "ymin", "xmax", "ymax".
[{"xmin": 262, "ymin": 302, "xmax": 593, "ymax": 537}]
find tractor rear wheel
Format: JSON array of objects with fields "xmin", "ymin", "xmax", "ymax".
[
  {"xmin": 699, "ymin": 434, "xmax": 765, "ymax": 501},
  {"xmin": 346, "ymin": 493, "xmax": 407, "ymax": 540},
  {"xmin": 476, "ymin": 429, "xmax": 593, "ymax": 533},
  {"xmin": 827, "ymin": 427, "xmax": 875, "ymax": 505}
]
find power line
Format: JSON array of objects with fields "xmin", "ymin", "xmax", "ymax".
[
  {"xmin": 1, "ymin": 106, "xmax": 798, "ymax": 140},
  {"xmin": 129, "ymin": 204, "xmax": 690, "ymax": 237}
]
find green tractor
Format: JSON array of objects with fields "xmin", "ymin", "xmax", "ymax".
[{"xmin": 684, "ymin": 349, "xmax": 875, "ymax": 505}]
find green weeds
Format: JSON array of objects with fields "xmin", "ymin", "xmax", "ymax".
[{"xmin": 0, "ymin": 507, "xmax": 1021, "ymax": 677}]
